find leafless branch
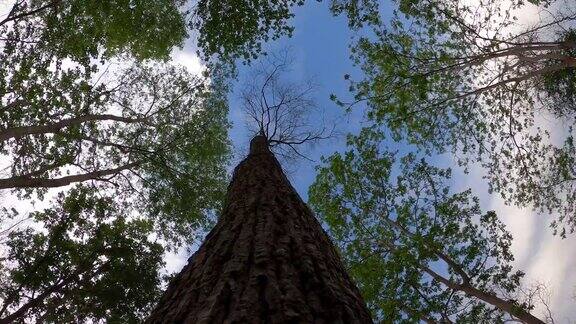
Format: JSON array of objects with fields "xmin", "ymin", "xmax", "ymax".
[{"xmin": 240, "ymin": 49, "xmax": 334, "ymax": 162}]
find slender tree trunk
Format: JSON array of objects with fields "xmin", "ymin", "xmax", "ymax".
[
  {"xmin": 459, "ymin": 284, "xmax": 544, "ymax": 324},
  {"xmin": 422, "ymin": 267, "xmax": 544, "ymax": 324},
  {"xmin": 146, "ymin": 135, "xmax": 372, "ymax": 323}
]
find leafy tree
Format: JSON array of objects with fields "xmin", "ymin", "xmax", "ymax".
[
  {"xmin": 330, "ymin": 0, "xmax": 576, "ymax": 235},
  {"xmin": 0, "ymin": 0, "xmax": 188, "ymax": 63},
  {"xmin": 0, "ymin": 10, "xmax": 229, "ymax": 319},
  {"xmin": 0, "ymin": 55, "xmax": 231, "ymax": 247},
  {"xmin": 0, "ymin": 186, "xmax": 164, "ymax": 323},
  {"xmin": 309, "ymin": 130, "xmax": 544, "ymax": 323},
  {"xmin": 192, "ymin": 0, "xmax": 306, "ymax": 61},
  {"xmin": 1, "ymin": 0, "xmax": 310, "ymax": 64}
]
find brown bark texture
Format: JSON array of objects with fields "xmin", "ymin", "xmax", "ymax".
[{"xmin": 146, "ymin": 136, "xmax": 373, "ymax": 324}]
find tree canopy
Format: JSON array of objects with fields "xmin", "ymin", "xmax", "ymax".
[
  {"xmin": 0, "ymin": 186, "xmax": 165, "ymax": 323},
  {"xmin": 330, "ymin": 0, "xmax": 576, "ymax": 235},
  {"xmin": 0, "ymin": 0, "xmax": 305, "ymax": 320},
  {"xmin": 0, "ymin": 0, "xmax": 188, "ymax": 63},
  {"xmin": 1, "ymin": 0, "xmax": 308, "ymax": 62},
  {"xmin": 192, "ymin": 0, "xmax": 306, "ymax": 61},
  {"xmin": 0, "ymin": 50, "xmax": 231, "ymax": 246},
  {"xmin": 3, "ymin": 0, "xmax": 575, "ymax": 321},
  {"xmin": 309, "ymin": 129, "xmax": 544, "ymax": 323}
]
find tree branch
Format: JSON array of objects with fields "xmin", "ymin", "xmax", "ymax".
[
  {"xmin": 0, "ymin": 0, "xmax": 61, "ymax": 28},
  {"xmin": 0, "ymin": 161, "xmax": 141, "ymax": 189}
]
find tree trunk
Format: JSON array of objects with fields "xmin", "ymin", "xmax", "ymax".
[
  {"xmin": 146, "ymin": 135, "xmax": 372, "ymax": 323},
  {"xmin": 422, "ymin": 267, "xmax": 544, "ymax": 324}
]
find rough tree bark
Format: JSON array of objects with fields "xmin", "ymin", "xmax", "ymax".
[{"xmin": 146, "ymin": 135, "xmax": 373, "ymax": 323}]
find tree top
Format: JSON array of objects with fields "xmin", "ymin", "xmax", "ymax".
[{"xmin": 249, "ymin": 135, "xmax": 270, "ymax": 155}]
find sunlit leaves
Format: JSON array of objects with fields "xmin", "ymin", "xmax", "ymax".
[
  {"xmin": 0, "ymin": 186, "xmax": 164, "ymax": 322},
  {"xmin": 331, "ymin": 0, "xmax": 576, "ymax": 233},
  {"xmin": 193, "ymin": 0, "xmax": 304, "ymax": 61},
  {"xmin": 309, "ymin": 131, "xmax": 531, "ymax": 321},
  {"xmin": 2, "ymin": 0, "xmax": 187, "ymax": 64}
]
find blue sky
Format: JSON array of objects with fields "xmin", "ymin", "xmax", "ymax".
[{"xmin": 228, "ymin": 1, "xmax": 376, "ymax": 199}]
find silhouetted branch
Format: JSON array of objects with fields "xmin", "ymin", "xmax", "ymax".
[{"xmin": 240, "ymin": 49, "xmax": 334, "ymax": 162}]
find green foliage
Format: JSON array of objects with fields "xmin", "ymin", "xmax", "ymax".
[
  {"xmin": 330, "ymin": 0, "xmax": 576, "ymax": 233},
  {"xmin": 43, "ymin": 0, "xmax": 187, "ymax": 61},
  {"xmin": 0, "ymin": 52, "xmax": 231, "ymax": 246},
  {"xmin": 3, "ymin": 0, "xmax": 309, "ymax": 64},
  {"xmin": 192, "ymin": 0, "xmax": 305, "ymax": 61},
  {"xmin": 329, "ymin": 0, "xmax": 381, "ymax": 29},
  {"xmin": 0, "ymin": 186, "xmax": 164, "ymax": 322},
  {"xmin": 1, "ymin": 0, "xmax": 187, "ymax": 62},
  {"xmin": 309, "ymin": 130, "xmax": 532, "ymax": 322},
  {"xmin": 142, "ymin": 69, "xmax": 232, "ymax": 245},
  {"xmin": 541, "ymin": 30, "xmax": 576, "ymax": 117},
  {"xmin": 1, "ymin": 2, "xmax": 229, "ymax": 237}
]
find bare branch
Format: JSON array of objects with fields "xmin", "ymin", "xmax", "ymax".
[{"xmin": 240, "ymin": 49, "xmax": 335, "ymax": 162}]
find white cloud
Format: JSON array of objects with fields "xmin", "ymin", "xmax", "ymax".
[
  {"xmin": 171, "ymin": 50, "xmax": 205, "ymax": 76},
  {"xmin": 447, "ymin": 0, "xmax": 576, "ymax": 319}
]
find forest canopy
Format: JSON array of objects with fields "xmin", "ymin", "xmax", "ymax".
[
  {"xmin": 329, "ymin": 0, "xmax": 576, "ymax": 236},
  {"xmin": 1, "ymin": 0, "xmax": 575, "ymax": 322}
]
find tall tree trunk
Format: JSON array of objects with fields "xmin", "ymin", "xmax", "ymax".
[{"xmin": 146, "ymin": 135, "xmax": 372, "ymax": 323}]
